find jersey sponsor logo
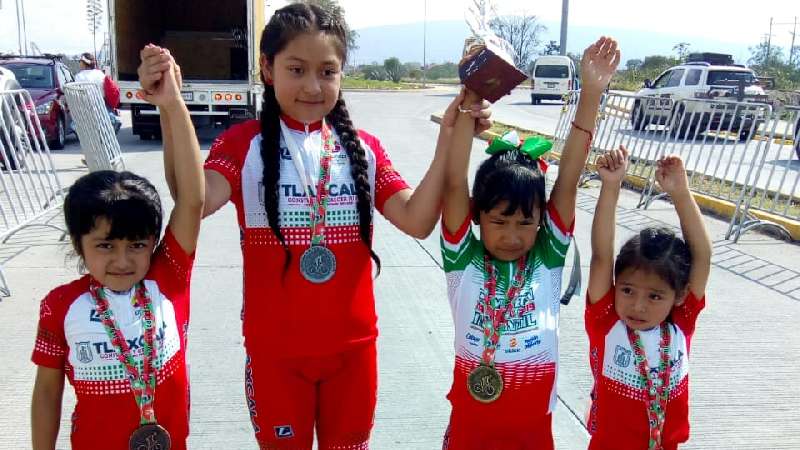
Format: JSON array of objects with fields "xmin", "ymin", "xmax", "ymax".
[
  {"xmin": 274, "ymin": 425, "xmax": 294, "ymax": 439},
  {"xmin": 524, "ymin": 335, "xmax": 541, "ymax": 349},
  {"xmin": 509, "ymin": 337, "xmax": 518, "ymax": 348},
  {"xmin": 465, "ymin": 332, "xmax": 480, "ymax": 346},
  {"xmin": 89, "ymin": 309, "xmax": 102, "ymax": 323},
  {"xmin": 472, "ymin": 291, "xmax": 537, "ymax": 334},
  {"xmin": 613, "ymin": 345, "xmax": 632, "ymax": 368},
  {"xmin": 245, "ymin": 356, "xmax": 260, "ymax": 433},
  {"xmin": 85, "ymin": 323, "xmax": 168, "ymax": 361},
  {"xmin": 75, "ymin": 341, "xmax": 93, "ymax": 363}
]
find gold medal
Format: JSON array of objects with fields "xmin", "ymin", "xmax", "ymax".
[
  {"xmin": 467, "ymin": 364, "xmax": 504, "ymax": 403},
  {"xmin": 129, "ymin": 423, "xmax": 171, "ymax": 450}
]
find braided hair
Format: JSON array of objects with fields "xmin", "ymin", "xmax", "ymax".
[{"xmin": 258, "ymin": 3, "xmax": 379, "ymax": 274}]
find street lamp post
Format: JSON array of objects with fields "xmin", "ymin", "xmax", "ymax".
[
  {"xmin": 559, "ymin": 0, "xmax": 568, "ymax": 56},
  {"xmin": 423, "ymin": 0, "xmax": 427, "ymax": 88}
]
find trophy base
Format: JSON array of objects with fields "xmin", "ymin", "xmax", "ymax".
[{"xmin": 459, "ymin": 47, "xmax": 528, "ymax": 103}]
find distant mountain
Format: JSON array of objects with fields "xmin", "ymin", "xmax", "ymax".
[{"xmin": 350, "ymin": 20, "xmax": 754, "ymax": 67}]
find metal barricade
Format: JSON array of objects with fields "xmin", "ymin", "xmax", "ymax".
[
  {"xmin": 64, "ymin": 82, "xmax": 124, "ymax": 172},
  {"xmin": 554, "ymin": 91, "xmax": 788, "ymax": 242},
  {"xmin": 730, "ymin": 106, "xmax": 800, "ymax": 241},
  {"xmin": 0, "ymin": 89, "xmax": 67, "ymax": 295}
]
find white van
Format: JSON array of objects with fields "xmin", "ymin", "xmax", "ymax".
[{"xmin": 530, "ymin": 55, "xmax": 577, "ymax": 105}]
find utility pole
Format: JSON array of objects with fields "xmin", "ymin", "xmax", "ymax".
[
  {"xmin": 87, "ymin": 0, "xmax": 103, "ymax": 60},
  {"xmin": 422, "ymin": 0, "xmax": 427, "ymax": 88},
  {"xmin": 15, "ymin": 0, "xmax": 28, "ymax": 55},
  {"xmin": 789, "ymin": 16, "xmax": 798, "ymax": 66},
  {"xmin": 559, "ymin": 0, "xmax": 569, "ymax": 56},
  {"xmin": 766, "ymin": 17, "xmax": 773, "ymax": 64}
]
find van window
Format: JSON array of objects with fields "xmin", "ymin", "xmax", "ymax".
[
  {"xmin": 666, "ymin": 69, "xmax": 685, "ymax": 87},
  {"xmin": 534, "ymin": 65, "xmax": 569, "ymax": 78},
  {"xmin": 685, "ymin": 69, "xmax": 702, "ymax": 86}
]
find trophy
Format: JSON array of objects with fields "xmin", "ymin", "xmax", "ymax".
[{"xmin": 459, "ymin": 0, "xmax": 528, "ymax": 103}]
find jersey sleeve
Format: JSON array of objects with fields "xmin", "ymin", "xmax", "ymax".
[
  {"xmin": 584, "ymin": 287, "xmax": 620, "ymax": 338},
  {"xmin": 533, "ymin": 200, "xmax": 575, "ymax": 269},
  {"xmin": 358, "ymin": 130, "xmax": 410, "ymax": 214},
  {"xmin": 148, "ymin": 227, "xmax": 195, "ymax": 302},
  {"xmin": 440, "ymin": 214, "xmax": 480, "ymax": 274},
  {"xmin": 204, "ymin": 120, "xmax": 260, "ymax": 196},
  {"xmin": 31, "ymin": 289, "xmax": 69, "ymax": 370},
  {"xmin": 671, "ymin": 291, "xmax": 705, "ymax": 337}
]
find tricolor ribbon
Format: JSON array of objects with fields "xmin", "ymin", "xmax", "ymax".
[{"xmin": 485, "ymin": 131, "xmax": 552, "ymax": 173}]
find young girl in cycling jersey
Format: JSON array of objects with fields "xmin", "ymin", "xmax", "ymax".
[
  {"xmin": 439, "ymin": 37, "xmax": 620, "ymax": 449},
  {"xmin": 138, "ymin": 3, "xmax": 490, "ymax": 449},
  {"xmin": 586, "ymin": 148, "xmax": 711, "ymax": 450},
  {"xmin": 31, "ymin": 54, "xmax": 203, "ymax": 450}
]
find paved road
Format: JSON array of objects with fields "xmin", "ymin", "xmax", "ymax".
[{"xmin": 1, "ymin": 90, "xmax": 799, "ymax": 449}]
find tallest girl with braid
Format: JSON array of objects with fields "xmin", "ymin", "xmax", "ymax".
[{"xmin": 139, "ymin": 3, "xmax": 491, "ymax": 449}]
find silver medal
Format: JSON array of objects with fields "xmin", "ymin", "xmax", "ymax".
[{"xmin": 300, "ymin": 245, "xmax": 336, "ymax": 283}]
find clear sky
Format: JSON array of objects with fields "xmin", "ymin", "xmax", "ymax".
[{"xmin": 1, "ymin": 0, "xmax": 798, "ymax": 56}]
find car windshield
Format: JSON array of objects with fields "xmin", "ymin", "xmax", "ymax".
[
  {"xmin": 707, "ymin": 70, "xmax": 757, "ymax": 86},
  {"xmin": 535, "ymin": 65, "xmax": 569, "ymax": 78},
  {"xmin": 5, "ymin": 64, "xmax": 54, "ymax": 89}
]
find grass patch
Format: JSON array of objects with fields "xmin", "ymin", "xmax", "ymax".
[{"xmin": 342, "ymin": 77, "xmax": 426, "ymax": 90}]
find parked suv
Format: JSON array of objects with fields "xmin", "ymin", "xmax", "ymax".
[
  {"xmin": 632, "ymin": 54, "xmax": 768, "ymax": 141},
  {"xmin": 0, "ymin": 55, "xmax": 74, "ymax": 149}
]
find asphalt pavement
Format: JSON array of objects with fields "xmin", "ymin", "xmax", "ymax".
[{"xmin": 0, "ymin": 88, "xmax": 798, "ymax": 449}]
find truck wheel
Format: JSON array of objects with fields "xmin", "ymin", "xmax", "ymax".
[{"xmin": 531, "ymin": 95, "xmax": 539, "ymax": 105}]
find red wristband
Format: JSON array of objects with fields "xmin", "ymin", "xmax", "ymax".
[{"xmin": 571, "ymin": 121, "xmax": 594, "ymax": 154}]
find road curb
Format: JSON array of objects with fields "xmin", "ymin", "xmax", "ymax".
[{"xmin": 430, "ymin": 113, "xmax": 800, "ymax": 240}]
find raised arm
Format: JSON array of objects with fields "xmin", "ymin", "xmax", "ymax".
[
  {"xmin": 550, "ymin": 37, "xmax": 620, "ymax": 226},
  {"xmin": 139, "ymin": 50, "xmax": 204, "ymax": 253},
  {"xmin": 382, "ymin": 90, "xmax": 490, "ymax": 238},
  {"xmin": 656, "ymin": 155, "xmax": 712, "ymax": 298},
  {"xmin": 138, "ymin": 45, "xmax": 229, "ymax": 220},
  {"xmin": 441, "ymin": 89, "xmax": 481, "ymax": 234},
  {"xmin": 588, "ymin": 146, "xmax": 628, "ymax": 303}
]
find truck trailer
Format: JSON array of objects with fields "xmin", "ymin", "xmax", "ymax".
[{"xmin": 108, "ymin": 0, "xmax": 266, "ymax": 139}]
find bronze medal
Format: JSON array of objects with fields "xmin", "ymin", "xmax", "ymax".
[
  {"xmin": 129, "ymin": 423, "xmax": 171, "ymax": 450},
  {"xmin": 467, "ymin": 364, "xmax": 504, "ymax": 403}
]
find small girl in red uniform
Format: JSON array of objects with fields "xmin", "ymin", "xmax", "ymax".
[
  {"xmin": 586, "ymin": 148, "xmax": 712, "ymax": 449},
  {"xmin": 31, "ymin": 54, "xmax": 204, "ymax": 450}
]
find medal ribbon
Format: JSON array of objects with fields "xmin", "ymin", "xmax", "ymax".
[
  {"xmin": 626, "ymin": 323, "xmax": 672, "ymax": 450},
  {"xmin": 308, "ymin": 122, "xmax": 336, "ymax": 246},
  {"xmin": 89, "ymin": 280, "xmax": 158, "ymax": 425},
  {"xmin": 480, "ymin": 254, "xmax": 528, "ymax": 365}
]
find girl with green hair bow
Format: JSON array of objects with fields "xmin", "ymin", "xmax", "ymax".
[{"xmin": 437, "ymin": 35, "xmax": 620, "ymax": 450}]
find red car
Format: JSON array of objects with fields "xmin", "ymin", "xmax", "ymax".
[{"xmin": 0, "ymin": 55, "xmax": 74, "ymax": 149}]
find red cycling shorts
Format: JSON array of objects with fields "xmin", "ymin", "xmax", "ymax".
[{"xmin": 244, "ymin": 342, "xmax": 377, "ymax": 450}]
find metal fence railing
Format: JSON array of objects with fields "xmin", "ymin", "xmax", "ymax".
[
  {"xmin": 64, "ymin": 82, "xmax": 124, "ymax": 172},
  {"xmin": 0, "ymin": 89, "xmax": 67, "ymax": 295},
  {"xmin": 730, "ymin": 106, "xmax": 800, "ymax": 241},
  {"xmin": 552, "ymin": 91, "xmax": 799, "ymax": 242}
]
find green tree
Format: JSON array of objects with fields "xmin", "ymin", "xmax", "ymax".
[
  {"xmin": 488, "ymin": 14, "xmax": 547, "ymax": 72},
  {"xmin": 626, "ymin": 59, "xmax": 643, "ymax": 72},
  {"xmin": 543, "ymin": 41, "xmax": 560, "ymax": 55},
  {"xmin": 426, "ymin": 63, "xmax": 459, "ymax": 80},
  {"xmin": 383, "ymin": 57, "xmax": 405, "ymax": 83},
  {"xmin": 673, "ymin": 42, "xmax": 691, "ymax": 61}
]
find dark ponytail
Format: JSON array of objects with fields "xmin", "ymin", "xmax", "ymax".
[
  {"xmin": 327, "ymin": 94, "xmax": 380, "ymax": 272},
  {"xmin": 257, "ymin": 2, "xmax": 378, "ymax": 274},
  {"xmin": 259, "ymin": 84, "xmax": 290, "ymax": 273}
]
